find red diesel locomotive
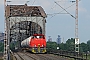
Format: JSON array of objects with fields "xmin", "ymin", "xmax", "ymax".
[{"xmin": 21, "ymin": 34, "xmax": 46, "ymax": 53}]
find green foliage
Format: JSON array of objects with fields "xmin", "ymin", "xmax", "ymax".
[
  {"xmin": 87, "ymin": 40, "xmax": 90, "ymax": 46},
  {"xmin": 10, "ymin": 43, "xmax": 15, "ymax": 50},
  {"xmin": 87, "ymin": 40, "xmax": 90, "ymax": 51},
  {"xmin": 47, "ymin": 42, "xmax": 57, "ymax": 50},
  {"xmin": 66, "ymin": 38, "xmax": 75, "ymax": 51},
  {"xmin": 47, "ymin": 38, "xmax": 90, "ymax": 53},
  {"xmin": 80, "ymin": 43, "xmax": 88, "ymax": 52},
  {"xmin": 46, "ymin": 38, "xmax": 75, "ymax": 51},
  {"xmin": 59, "ymin": 43, "xmax": 66, "ymax": 50},
  {"xmin": 66, "ymin": 38, "xmax": 75, "ymax": 44},
  {"xmin": 10, "ymin": 41, "xmax": 18, "ymax": 51},
  {"xmin": 0, "ymin": 41, "xmax": 18, "ymax": 52},
  {"xmin": 1, "ymin": 38, "xmax": 90, "ymax": 53},
  {"xmin": 0, "ymin": 42, "xmax": 4, "ymax": 52}
]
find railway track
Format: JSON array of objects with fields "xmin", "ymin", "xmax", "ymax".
[
  {"xmin": 14, "ymin": 52, "xmax": 25, "ymax": 60},
  {"xmin": 14, "ymin": 52, "xmax": 69, "ymax": 60},
  {"xmin": 14, "ymin": 52, "xmax": 37, "ymax": 60},
  {"xmin": 36, "ymin": 54, "xmax": 69, "ymax": 60}
]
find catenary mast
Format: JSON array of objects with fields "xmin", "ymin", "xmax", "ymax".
[{"xmin": 75, "ymin": 0, "xmax": 79, "ymax": 53}]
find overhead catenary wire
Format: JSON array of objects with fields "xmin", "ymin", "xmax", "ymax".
[
  {"xmin": 55, "ymin": 2, "xmax": 76, "ymax": 15},
  {"xmin": 47, "ymin": 1, "xmax": 76, "ymax": 20},
  {"xmin": 54, "ymin": 1, "xmax": 76, "ymax": 19},
  {"xmin": 47, "ymin": 0, "xmax": 80, "ymax": 20},
  {"xmin": 32, "ymin": 0, "xmax": 36, "ymax": 5}
]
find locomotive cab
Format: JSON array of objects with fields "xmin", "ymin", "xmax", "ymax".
[
  {"xmin": 30, "ymin": 34, "xmax": 46, "ymax": 53},
  {"xmin": 21, "ymin": 34, "xmax": 46, "ymax": 53}
]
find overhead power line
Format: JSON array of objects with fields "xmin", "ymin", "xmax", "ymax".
[
  {"xmin": 47, "ymin": 2, "xmax": 76, "ymax": 16},
  {"xmin": 32, "ymin": 0, "xmax": 36, "ymax": 5},
  {"xmin": 54, "ymin": 1, "xmax": 76, "ymax": 19},
  {"xmin": 47, "ymin": 0, "xmax": 80, "ymax": 20},
  {"xmin": 47, "ymin": 1, "xmax": 76, "ymax": 20}
]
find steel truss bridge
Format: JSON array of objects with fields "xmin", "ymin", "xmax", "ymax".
[{"xmin": 4, "ymin": 4, "xmax": 47, "ymax": 60}]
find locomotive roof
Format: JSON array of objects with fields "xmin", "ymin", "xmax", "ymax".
[{"xmin": 33, "ymin": 34, "xmax": 45, "ymax": 36}]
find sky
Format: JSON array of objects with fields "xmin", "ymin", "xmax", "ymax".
[{"xmin": 0, "ymin": 0, "xmax": 90, "ymax": 43}]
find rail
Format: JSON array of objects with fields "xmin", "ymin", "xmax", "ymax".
[{"xmin": 47, "ymin": 49, "xmax": 87, "ymax": 60}]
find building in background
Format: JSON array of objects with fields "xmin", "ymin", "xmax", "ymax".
[
  {"xmin": 0, "ymin": 33, "xmax": 4, "ymax": 42},
  {"xmin": 56, "ymin": 35, "xmax": 61, "ymax": 44},
  {"xmin": 48, "ymin": 36, "xmax": 52, "ymax": 42}
]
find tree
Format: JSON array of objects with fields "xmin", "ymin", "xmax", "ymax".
[
  {"xmin": 66, "ymin": 38, "xmax": 75, "ymax": 51},
  {"xmin": 87, "ymin": 40, "xmax": 90, "ymax": 46},
  {"xmin": 80, "ymin": 42, "xmax": 88, "ymax": 52},
  {"xmin": 46, "ymin": 38, "xmax": 90, "ymax": 53},
  {"xmin": 59, "ymin": 43, "xmax": 67, "ymax": 50},
  {"xmin": 0, "ymin": 42, "xmax": 4, "ymax": 52},
  {"xmin": 87, "ymin": 40, "xmax": 90, "ymax": 51},
  {"xmin": 46, "ymin": 42, "xmax": 57, "ymax": 50}
]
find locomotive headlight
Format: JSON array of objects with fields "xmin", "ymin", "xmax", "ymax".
[
  {"xmin": 34, "ymin": 45, "xmax": 36, "ymax": 47},
  {"xmin": 42, "ymin": 45, "xmax": 43, "ymax": 47}
]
